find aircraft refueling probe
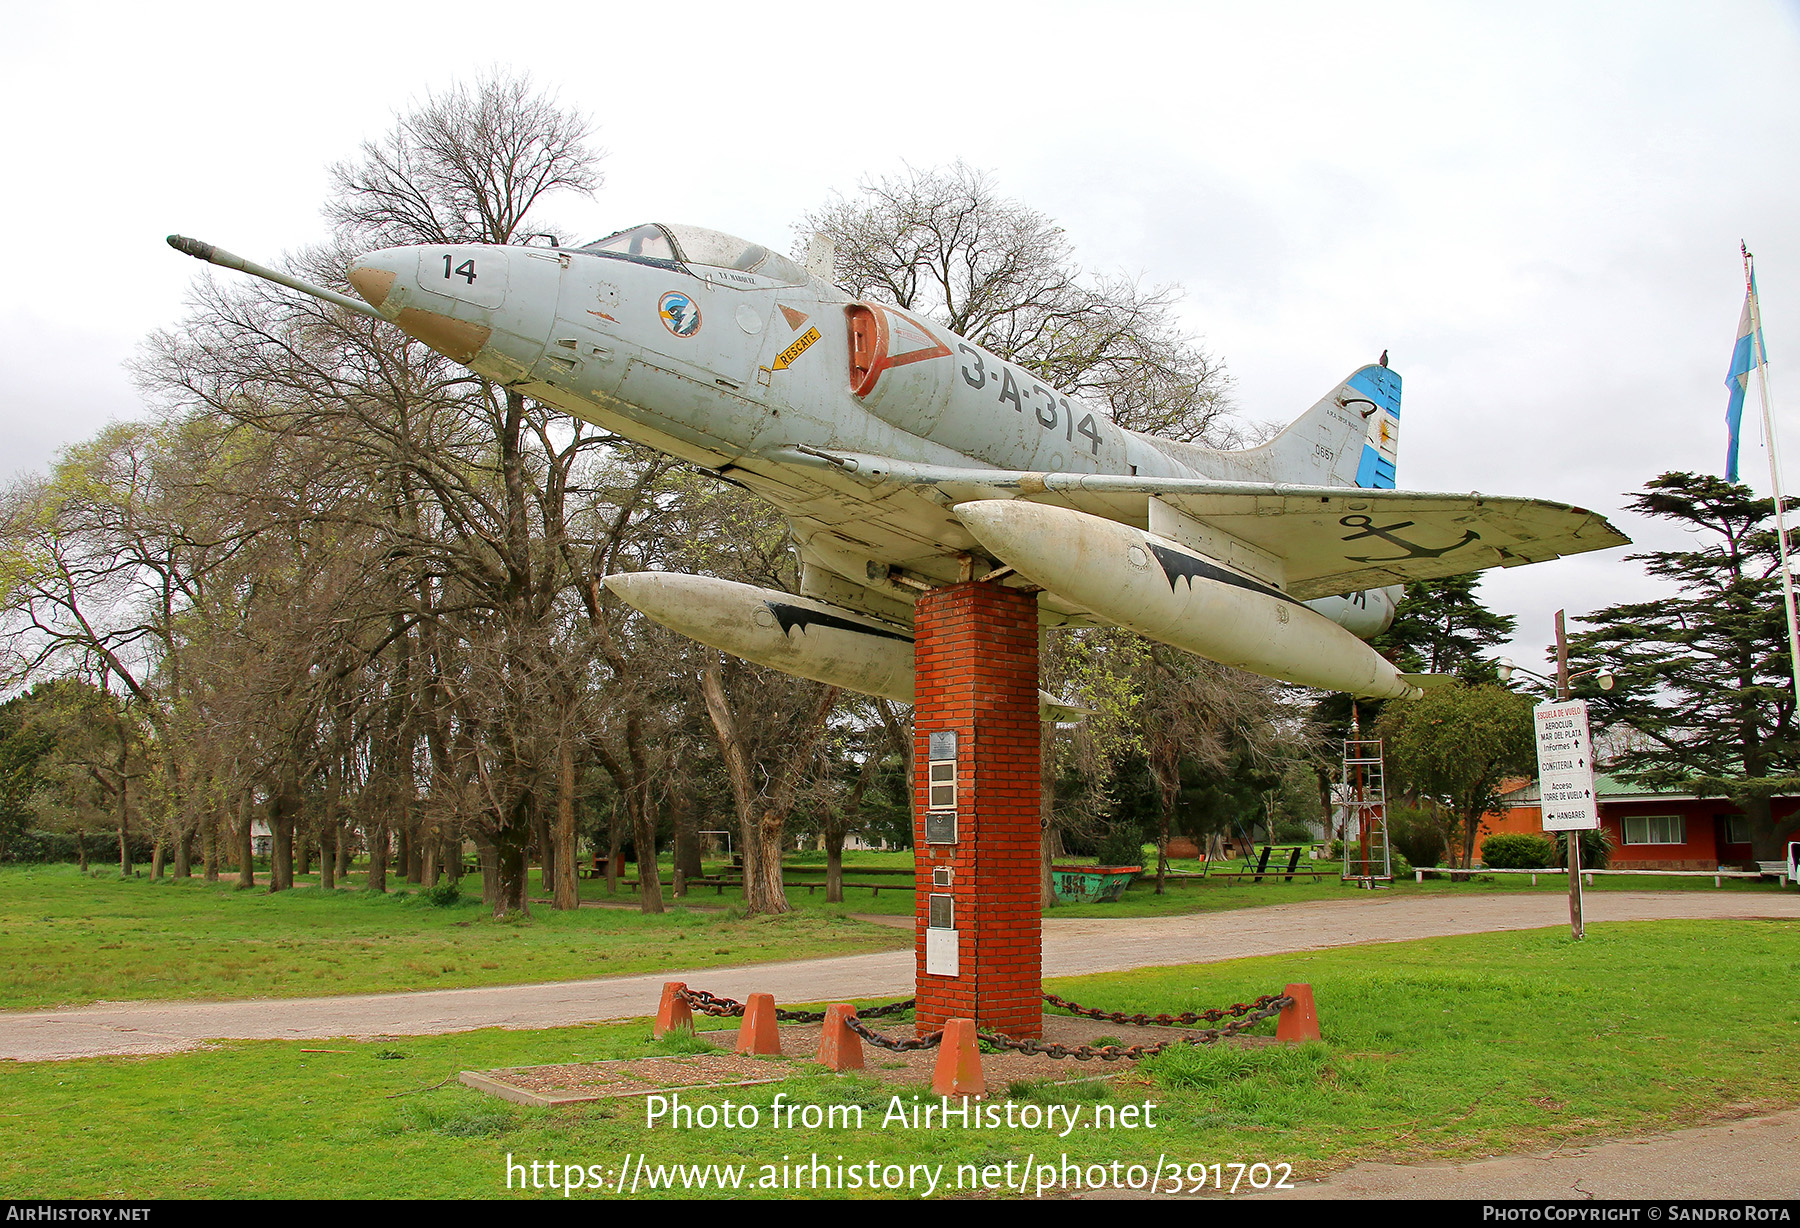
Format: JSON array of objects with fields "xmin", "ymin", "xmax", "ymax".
[{"xmin": 167, "ymin": 235, "xmax": 384, "ymax": 321}]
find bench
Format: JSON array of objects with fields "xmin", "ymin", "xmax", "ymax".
[{"xmin": 789, "ymin": 881, "xmax": 908, "ymax": 896}]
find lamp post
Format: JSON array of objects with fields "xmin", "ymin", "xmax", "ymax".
[{"xmin": 1495, "ymin": 610, "xmax": 1614, "ymax": 939}]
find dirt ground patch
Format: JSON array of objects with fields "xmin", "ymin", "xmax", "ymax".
[{"xmin": 462, "ymin": 1014, "xmax": 1272, "ymax": 1107}]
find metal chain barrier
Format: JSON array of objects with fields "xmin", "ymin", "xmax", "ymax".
[
  {"xmin": 1042, "ymin": 991, "xmax": 1288, "ymax": 1029},
  {"xmin": 673, "ymin": 986, "xmax": 1290, "ymax": 1062},
  {"xmin": 980, "ymin": 996, "xmax": 1292, "ymax": 1062},
  {"xmin": 843, "ymin": 1016, "xmax": 945, "ymax": 1052},
  {"xmin": 675, "ymin": 987, "xmax": 916, "ymax": 1024}
]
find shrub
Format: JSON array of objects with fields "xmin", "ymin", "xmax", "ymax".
[
  {"xmin": 1092, "ymin": 825, "xmax": 1148, "ymax": 868},
  {"xmin": 1554, "ymin": 827, "xmax": 1614, "ymax": 870},
  {"xmin": 1273, "ymin": 820, "xmax": 1315, "ymax": 844},
  {"xmin": 1481, "ymin": 833, "xmax": 1558, "ymax": 869},
  {"xmin": 416, "ymin": 881, "xmax": 461, "ymax": 907},
  {"xmin": 1387, "ymin": 803, "xmax": 1447, "ymax": 868}
]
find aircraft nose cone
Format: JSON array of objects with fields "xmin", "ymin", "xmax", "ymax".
[
  {"xmin": 346, "ymin": 252, "xmax": 401, "ymax": 313},
  {"xmin": 345, "ymin": 245, "xmax": 495, "ymax": 365}
]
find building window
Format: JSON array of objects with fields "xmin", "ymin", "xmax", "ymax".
[
  {"xmin": 1721, "ymin": 815, "xmax": 1750, "ymax": 845},
  {"xmin": 1622, "ymin": 815, "xmax": 1686, "ymax": 846}
]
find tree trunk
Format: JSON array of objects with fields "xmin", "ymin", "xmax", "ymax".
[
  {"xmin": 824, "ymin": 825, "xmax": 845, "ymax": 904},
  {"xmin": 493, "ymin": 808, "xmax": 530, "ymax": 918},
  {"xmin": 670, "ymin": 786, "xmax": 698, "ymax": 899},
  {"xmin": 554, "ymin": 739, "xmax": 579, "ymax": 909},
  {"xmin": 117, "ymin": 775, "xmax": 132, "ymax": 878},
  {"xmin": 269, "ymin": 770, "xmax": 300, "ymax": 893},
  {"xmin": 605, "ymin": 801, "xmax": 621, "ymax": 895},
  {"xmin": 236, "ymin": 791, "xmax": 255, "ymax": 890},
  {"xmin": 173, "ymin": 827, "xmax": 192, "ymax": 879},
  {"xmin": 202, "ymin": 812, "xmax": 218, "ymax": 882},
  {"xmin": 633, "ymin": 781, "xmax": 665, "ymax": 914},
  {"xmin": 151, "ymin": 838, "xmax": 164, "ymax": 880},
  {"xmin": 532, "ymin": 811, "xmax": 553, "ymax": 902},
  {"xmin": 473, "ymin": 829, "xmax": 498, "ymax": 906},
  {"xmin": 421, "ymin": 828, "xmax": 440, "ymax": 889},
  {"xmin": 367, "ymin": 822, "xmax": 388, "ymax": 894},
  {"xmin": 76, "ymin": 831, "xmax": 87, "ymax": 872},
  {"xmin": 319, "ymin": 759, "xmax": 340, "ymax": 891}
]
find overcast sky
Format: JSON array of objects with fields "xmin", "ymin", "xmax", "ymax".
[{"xmin": 4, "ymin": 1, "xmax": 1798, "ymax": 675}]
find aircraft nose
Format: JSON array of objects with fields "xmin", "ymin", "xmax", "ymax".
[
  {"xmin": 345, "ymin": 244, "xmax": 496, "ymax": 365},
  {"xmin": 346, "ymin": 252, "xmax": 401, "ymax": 312}
]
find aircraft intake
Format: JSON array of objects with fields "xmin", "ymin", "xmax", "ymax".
[{"xmin": 952, "ymin": 500, "xmax": 1420, "ymax": 699}]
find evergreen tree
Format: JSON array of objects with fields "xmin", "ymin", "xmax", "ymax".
[
  {"xmin": 1374, "ymin": 575, "xmax": 1517, "ymax": 684},
  {"xmin": 1572, "ymin": 472, "xmax": 1800, "ymax": 860}
]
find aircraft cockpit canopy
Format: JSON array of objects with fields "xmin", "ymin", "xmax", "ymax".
[{"xmin": 580, "ymin": 223, "xmax": 809, "ymax": 287}]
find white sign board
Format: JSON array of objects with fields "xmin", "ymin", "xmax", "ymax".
[{"xmin": 1534, "ymin": 699, "xmax": 1599, "ymax": 831}]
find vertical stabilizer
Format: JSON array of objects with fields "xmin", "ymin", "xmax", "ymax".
[{"xmin": 1250, "ymin": 363, "xmax": 1403, "ymax": 488}]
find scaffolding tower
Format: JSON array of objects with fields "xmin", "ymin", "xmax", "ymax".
[{"xmin": 1340, "ymin": 730, "xmax": 1392, "ymax": 888}]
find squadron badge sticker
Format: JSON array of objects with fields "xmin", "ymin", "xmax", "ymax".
[{"xmin": 659, "ymin": 291, "xmax": 701, "ymax": 337}]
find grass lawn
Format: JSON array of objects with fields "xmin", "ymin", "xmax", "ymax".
[
  {"xmin": 0, "ymin": 918, "xmax": 1792, "ymax": 1199},
  {"xmin": 7, "ymin": 854, "xmax": 1787, "ymax": 1012},
  {"xmin": 584, "ymin": 847, "xmax": 1790, "ymax": 921},
  {"xmin": 0, "ymin": 865, "xmax": 909, "ymax": 1011}
]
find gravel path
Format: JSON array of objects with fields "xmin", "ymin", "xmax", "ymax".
[{"xmin": 4, "ymin": 889, "xmax": 1794, "ymax": 1062}]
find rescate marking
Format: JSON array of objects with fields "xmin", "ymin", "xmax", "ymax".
[
  {"xmin": 772, "ymin": 326, "xmax": 822, "ymax": 370},
  {"xmin": 779, "ymin": 304, "xmax": 810, "ymax": 331},
  {"xmin": 1338, "ymin": 514, "xmax": 1480, "ymax": 562}
]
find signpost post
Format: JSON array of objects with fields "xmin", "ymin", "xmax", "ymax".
[
  {"xmin": 1539, "ymin": 610, "xmax": 1598, "ymax": 939},
  {"xmin": 1534, "ymin": 694, "xmax": 1598, "ymax": 939},
  {"xmin": 1501, "ymin": 610, "xmax": 1614, "ymax": 940}
]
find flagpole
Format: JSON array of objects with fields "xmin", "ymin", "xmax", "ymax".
[{"xmin": 1744, "ymin": 244, "xmax": 1800, "ymax": 703}]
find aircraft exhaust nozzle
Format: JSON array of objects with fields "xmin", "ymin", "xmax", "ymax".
[
  {"xmin": 603, "ymin": 571, "xmax": 1092, "ymax": 720},
  {"xmin": 953, "ymin": 500, "xmax": 1419, "ymax": 700}
]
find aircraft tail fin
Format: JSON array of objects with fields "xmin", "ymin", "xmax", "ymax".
[{"xmin": 1253, "ymin": 363, "xmax": 1403, "ymax": 489}]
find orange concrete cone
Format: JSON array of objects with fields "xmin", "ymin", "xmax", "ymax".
[
  {"xmin": 1276, "ymin": 983, "xmax": 1320, "ymax": 1043},
  {"xmin": 932, "ymin": 1018, "xmax": 983, "ymax": 1097},
  {"xmin": 735, "ymin": 992, "xmax": 782, "ymax": 1055},
  {"xmin": 654, "ymin": 982, "xmax": 692, "ymax": 1038},
  {"xmin": 817, "ymin": 1004, "xmax": 864, "ymax": 1071}
]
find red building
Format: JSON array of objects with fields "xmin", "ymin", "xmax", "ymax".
[{"xmin": 1485, "ymin": 774, "xmax": 1798, "ymax": 871}]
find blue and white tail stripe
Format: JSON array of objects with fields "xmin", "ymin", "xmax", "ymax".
[{"xmin": 1347, "ymin": 365, "xmax": 1402, "ymax": 489}]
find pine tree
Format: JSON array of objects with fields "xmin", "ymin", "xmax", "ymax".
[{"xmin": 1572, "ymin": 472, "xmax": 1800, "ymax": 859}]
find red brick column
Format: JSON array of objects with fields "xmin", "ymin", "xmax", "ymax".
[{"xmin": 912, "ymin": 580, "xmax": 1042, "ymax": 1039}]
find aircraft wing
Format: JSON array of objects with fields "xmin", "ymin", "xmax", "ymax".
[{"xmin": 765, "ymin": 450, "xmax": 1629, "ymax": 601}]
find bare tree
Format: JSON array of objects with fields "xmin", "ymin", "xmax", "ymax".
[{"xmin": 802, "ymin": 162, "xmax": 1235, "ymax": 442}]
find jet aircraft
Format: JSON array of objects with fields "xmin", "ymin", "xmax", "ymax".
[{"xmin": 169, "ymin": 224, "xmax": 1627, "ymax": 704}]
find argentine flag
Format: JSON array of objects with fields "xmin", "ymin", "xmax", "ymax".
[{"xmin": 1725, "ymin": 272, "xmax": 1769, "ymax": 482}]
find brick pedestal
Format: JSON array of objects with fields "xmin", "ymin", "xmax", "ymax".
[{"xmin": 912, "ymin": 580, "xmax": 1041, "ymax": 1039}]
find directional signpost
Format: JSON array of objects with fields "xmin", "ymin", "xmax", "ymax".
[{"xmin": 1534, "ymin": 698, "xmax": 1599, "ymax": 938}]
